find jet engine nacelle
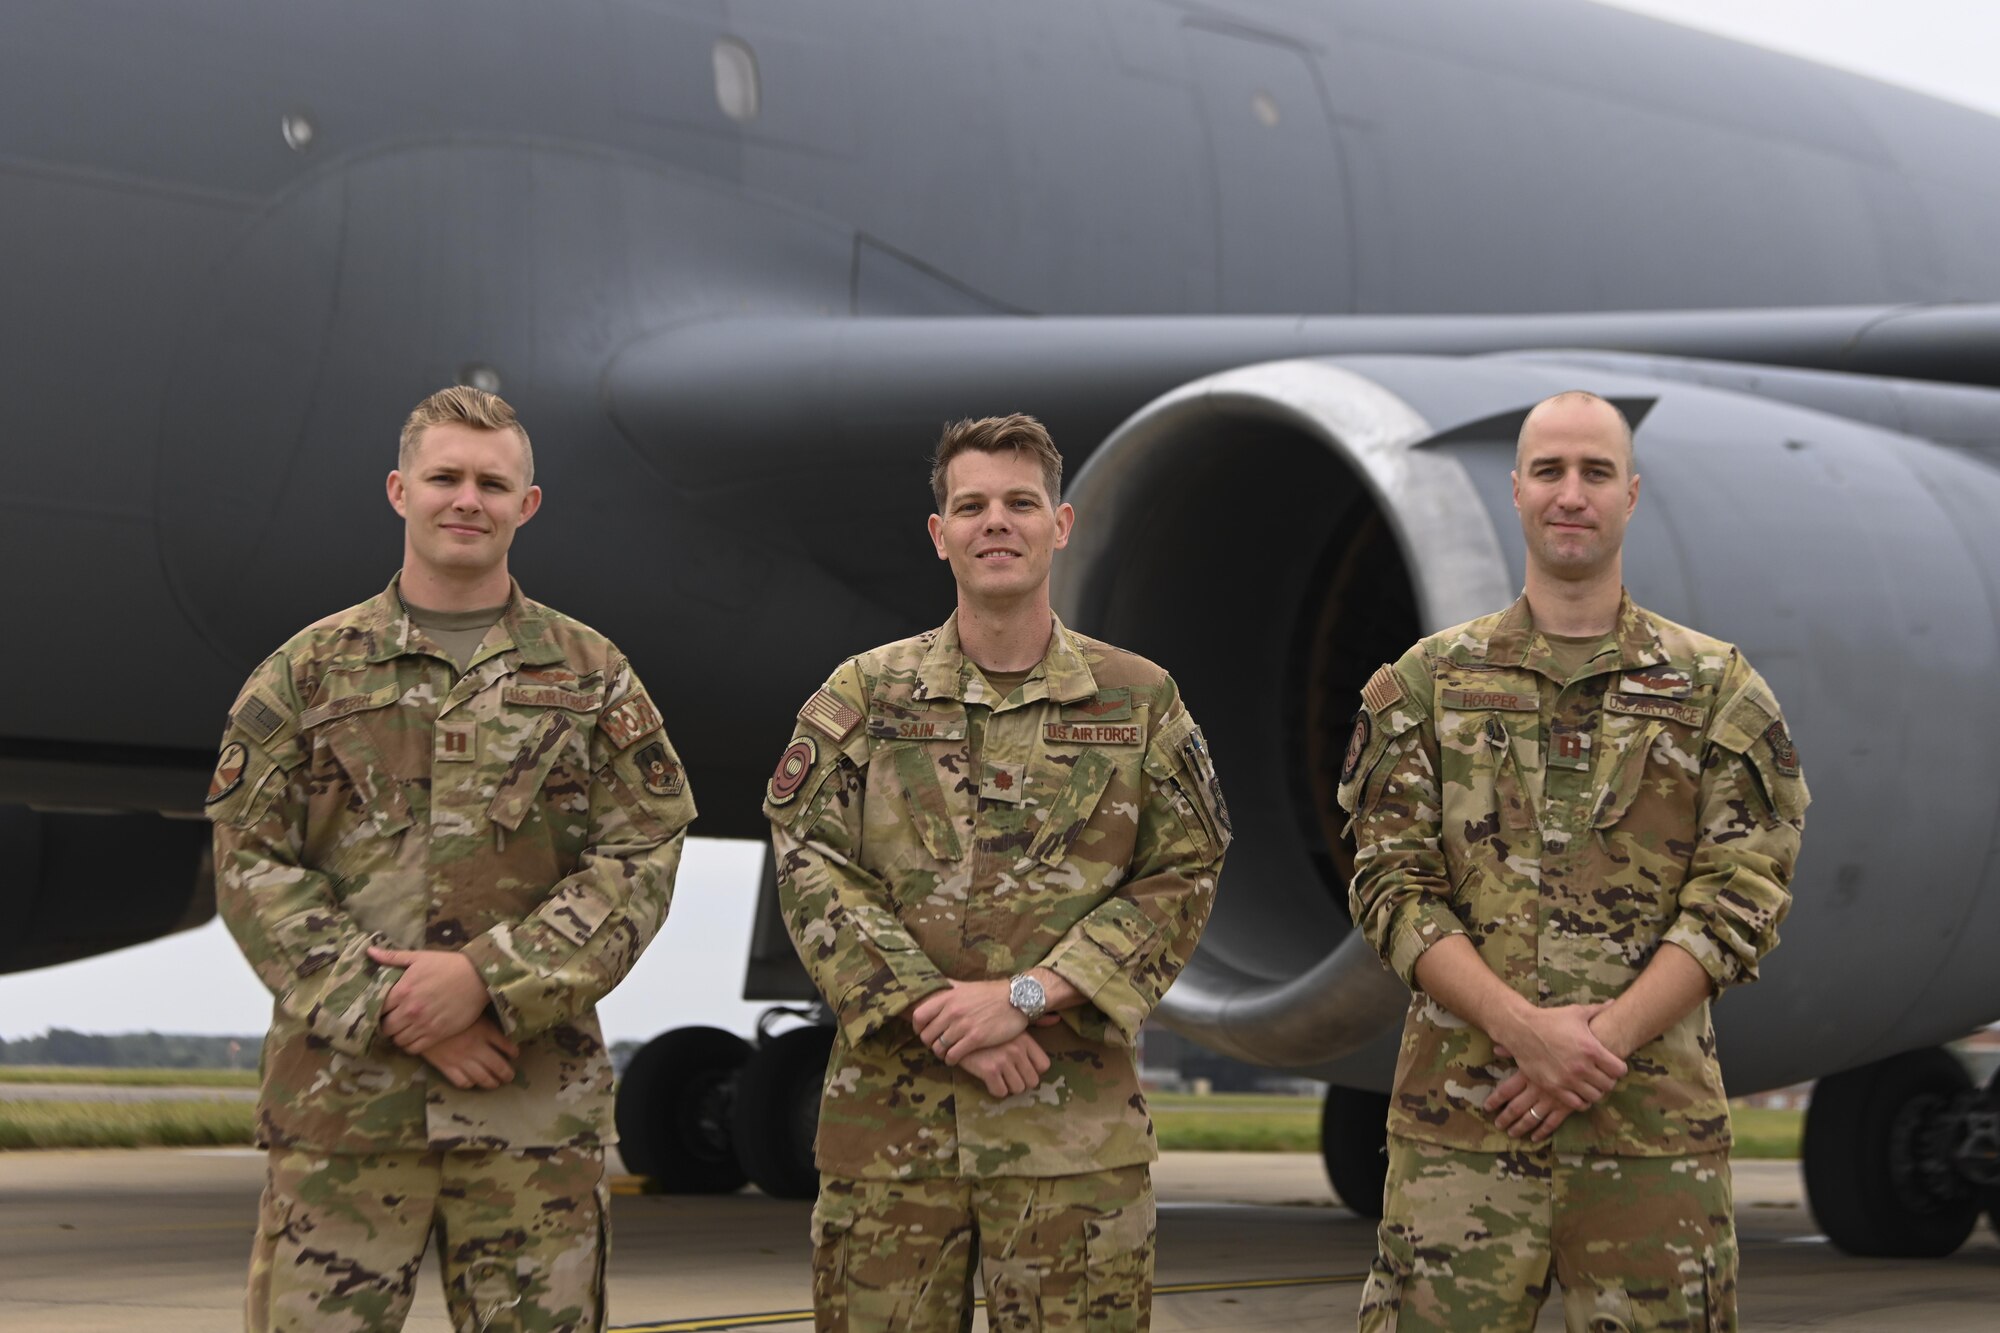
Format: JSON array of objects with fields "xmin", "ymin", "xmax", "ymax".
[{"xmin": 1055, "ymin": 354, "xmax": 2000, "ymax": 1095}]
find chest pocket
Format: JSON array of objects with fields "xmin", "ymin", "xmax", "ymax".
[
  {"xmin": 1438, "ymin": 703, "xmax": 1535, "ymax": 847},
  {"xmin": 885, "ymin": 738, "xmax": 971, "ymax": 862},
  {"xmin": 306, "ymin": 687, "xmax": 413, "ymax": 839},
  {"xmin": 1592, "ymin": 717, "xmax": 1665, "ymax": 830},
  {"xmin": 488, "ymin": 711, "xmax": 578, "ymax": 832},
  {"xmin": 1027, "ymin": 747, "xmax": 1119, "ymax": 866}
]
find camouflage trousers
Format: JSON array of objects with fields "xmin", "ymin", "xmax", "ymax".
[
  {"xmin": 810, "ymin": 1166, "xmax": 1154, "ymax": 1332},
  {"xmin": 1359, "ymin": 1136, "xmax": 1736, "ymax": 1333},
  {"xmin": 247, "ymin": 1145, "xmax": 609, "ymax": 1332}
]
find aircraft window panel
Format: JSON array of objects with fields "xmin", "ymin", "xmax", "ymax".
[{"xmin": 714, "ymin": 37, "xmax": 760, "ymax": 122}]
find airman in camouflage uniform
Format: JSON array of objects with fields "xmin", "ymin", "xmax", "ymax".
[
  {"xmin": 1341, "ymin": 392, "xmax": 1807, "ymax": 1332},
  {"xmin": 209, "ymin": 387, "xmax": 693, "ymax": 1332},
  {"xmin": 763, "ymin": 415, "xmax": 1227, "ymax": 1331}
]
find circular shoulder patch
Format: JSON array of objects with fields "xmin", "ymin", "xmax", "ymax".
[
  {"xmin": 1340, "ymin": 710, "xmax": 1371, "ymax": 785},
  {"xmin": 206, "ymin": 742, "xmax": 249, "ymax": 804},
  {"xmin": 768, "ymin": 736, "xmax": 818, "ymax": 805}
]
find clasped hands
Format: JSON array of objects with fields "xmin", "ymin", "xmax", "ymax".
[
  {"xmin": 366, "ymin": 945, "xmax": 517, "ymax": 1090},
  {"xmin": 1485, "ymin": 1002, "xmax": 1630, "ymax": 1143},
  {"xmin": 910, "ymin": 979, "xmax": 1061, "ymax": 1100}
]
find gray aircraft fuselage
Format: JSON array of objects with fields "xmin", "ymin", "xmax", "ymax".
[{"xmin": 4, "ymin": 0, "xmax": 2000, "ymax": 1098}]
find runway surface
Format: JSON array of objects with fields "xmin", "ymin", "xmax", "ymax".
[{"xmin": 1, "ymin": 1148, "xmax": 1993, "ymax": 1329}]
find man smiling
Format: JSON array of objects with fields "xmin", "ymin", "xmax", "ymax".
[
  {"xmin": 207, "ymin": 386, "xmax": 694, "ymax": 1331},
  {"xmin": 1340, "ymin": 391, "xmax": 1809, "ymax": 1331},
  {"xmin": 763, "ymin": 414, "xmax": 1229, "ymax": 1330}
]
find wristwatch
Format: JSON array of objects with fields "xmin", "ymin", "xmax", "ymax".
[{"xmin": 1008, "ymin": 972, "xmax": 1048, "ymax": 1021}]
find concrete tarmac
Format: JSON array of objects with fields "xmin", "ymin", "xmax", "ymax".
[{"xmin": 0, "ymin": 1148, "xmax": 1993, "ymax": 1330}]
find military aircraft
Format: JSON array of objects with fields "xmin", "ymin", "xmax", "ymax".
[{"xmin": 5, "ymin": 0, "xmax": 1999, "ymax": 1258}]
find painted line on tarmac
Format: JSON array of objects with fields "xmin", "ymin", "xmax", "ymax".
[{"xmin": 611, "ymin": 1272, "xmax": 1365, "ymax": 1331}]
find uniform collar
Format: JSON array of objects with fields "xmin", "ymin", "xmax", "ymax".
[
  {"xmin": 1480, "ymin": 590, "xmax": 1668, "ymax": 679},
  {"xmin": 363, "ymin": 574, "xmax": 566, "ymax": 667},
  {"xmin": 916, "ymin": 611, "xmax": 1099, "ymax": 706}
]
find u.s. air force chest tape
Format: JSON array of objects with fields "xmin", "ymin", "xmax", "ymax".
[{"xmin": 1041, "ymin": 688, "xmax": 1142, "ymax": 747}]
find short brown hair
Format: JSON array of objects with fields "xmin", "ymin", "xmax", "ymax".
[
  {"xmin": 930, "ymin": 414, "xmax": 1063, "ymax": 511},
  {"xmin": 399, "ymin": 386, "xmax": 535, "ymax": 485}
]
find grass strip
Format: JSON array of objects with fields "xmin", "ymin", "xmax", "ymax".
[
  {"xmin": 0, "ymin": 1066, "xmax": 258, "ymax": 1088},
  {"xmin": 1151, "ymin": 1095, "xmax": 1802, "ymax": 1158},
  {"xmin": 0, "ymin": 1100, "xmax": 255, "ymax": 1150}
]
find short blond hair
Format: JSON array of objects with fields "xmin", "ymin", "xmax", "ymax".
[
  {"xmin": 930, "ymin": 414, "xmax": 1063, "ymax": 511},
  {"xmin": 399, "ymin": 386, "xmax": 535, "ymax": 485}
]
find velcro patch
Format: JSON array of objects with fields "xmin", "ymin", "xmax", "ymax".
[
  {"xmin": 1604, "ymin": 693, "xmax": 1704, "ymax": 728},
  {"xmin": 799, "ymin": 688, "xmax": 863, "ymax": 741},
  {"xmin": 768, "ymin": 736, "xmax": 817, "ymax": 805},
  {"xmin": 206, "ymin": 742, "xmax": 248, "ymax": 804},
  {"xmin": 1764, "ymin": 719, "xmax": 1800, "ymax": 776},
  {"xmin": 232, "ymin": 693, "xmax": 287, "ymax": 743},
  {"xmin": 436, "ymin": 720, "xmax": 477, "ymax": 762},
  {"xmin": 504, "ymin": 684, "xmax": 602, "ymax": 711},
  {"xmin": 1440, "ymin": 688, "xmax": 1538, "ymax": 712},
  {"xmin": 600, "ymin": 692, "xmax": 662, "ymax": 750},
  {"xmin": 1061, "ymin": 688, "xmax": 1133, "ymax": 722},
  {"xmin": 298, "ymin": 685, "xmax": 400, "ymax": 731},
  {"xmin": 981, "ymin": 760, "xmax": 1026, "ymax": 804},
  {"xmin": 1619, "ymin": 667, "xmax": 1693, "ymax": 698},
  {"xmin": 1361, "ymin": 664, "xmax": 1403, "ymax": 715},
  {"xmin": 1340, "ymin": 710, "xmax": 1371, "ymax": 784},
  {"xmin": 866, "ymin": 715, "xmax": 968, "ymax": 742},
  {"xmin": 1044, "ymin": 722, "xmax": 1142, "ymax": 746},
  {"xmin": 636, "ymin": 741, "xmax": 686, "ymax": 796}
]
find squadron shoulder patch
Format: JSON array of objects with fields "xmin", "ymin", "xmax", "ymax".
[
  {"xmin": 1764, "ymin": 719, "xmax": 1800, "ymax": 776},
  {"xmin": 1340, "ymin": 710, "xmax": 1371, "ymax": 785},
  {"xmin": 635, "ymin": 741, "xmax": 685, "ymax": 797},
  {"xmin": 799, "ymin": 688, "xmax": 863, "ymax": 741},
  {"xmin": 768, "ymin": 736, "xmax": 818, "ymax": 805},
  {"xmin": 1361, "ymin": 664, "xmax": 1403, "ymax": 715},
  {"xmin": 206, "ymin": 742, "xmax": 248, "ymax": 804},
  {"xmin": 600, "ymin": 691, "xmax": 663, "ymax": 751}
]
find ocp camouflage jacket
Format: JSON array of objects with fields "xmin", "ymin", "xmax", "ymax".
[
  {"xmin": 1340, "ymin": 594, "xmax": 1807, "ymax": 1156},
  {"xmin": 763, "ymin": 614, "xmax": 1228, "ymax": 1180},
  {"xmin": 207, "ymin": 577, "xmax": 694, "ymax": 1153}
]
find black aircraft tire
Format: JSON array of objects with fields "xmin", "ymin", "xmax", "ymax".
[
  {"xmin": 1321, "ymin": 1084, "xmax": 1391, "ymax": 1219},
  {"xmin": 1802, "ymin": 1047, "xmax": 1980, "ymax": 1258},
  {"xmin": 614, "ymin": 1026, "xmax": 751, "ymax": 1194},
  {"xmin": 732, "ymin": 1024, "xmax": 836, "ymax": 1200}
]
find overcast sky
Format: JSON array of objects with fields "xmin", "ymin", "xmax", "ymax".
[
  {"xmin": 1593, "ymin": 0, "xmax": 2000, "ymax": 117},
  {"xmin": 4, "ymin": 2, "xmax": 1996, "ymax": 1047}
]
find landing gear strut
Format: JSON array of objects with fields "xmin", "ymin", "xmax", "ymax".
[{"xmin": 1801, "ymin": 1046, "xmax": 1997, "ymax": 1257}]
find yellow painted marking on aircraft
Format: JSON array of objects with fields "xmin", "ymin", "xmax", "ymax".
[{"xmin": 610, "ymin": 1273, "xmax": 1364, "ymax": 1330}]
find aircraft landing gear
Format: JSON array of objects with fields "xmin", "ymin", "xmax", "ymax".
[
  {"xmin": 1801, "ymin": 1046, "xmax": 1995, "ymax": 1257},
  {"xmin": 613, "ymin": 1009, "xmax": 832, "ymax": 1198},
  {"xmin": 612, "ymin": 1025, "xmax": 750, "ymax": 1194},
  {"xmin": 731, "ymin": 1013, "xmax": 836, "ymax": 1200},
  {"xmin": 1320, "ymin": 1083, "xmax": 1390, "ymax": 1218}
]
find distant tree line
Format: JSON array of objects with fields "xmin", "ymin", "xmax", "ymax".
[{"xmin": 0, "ymin": 1030, "xmax": 263, "ymax": 1069}]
